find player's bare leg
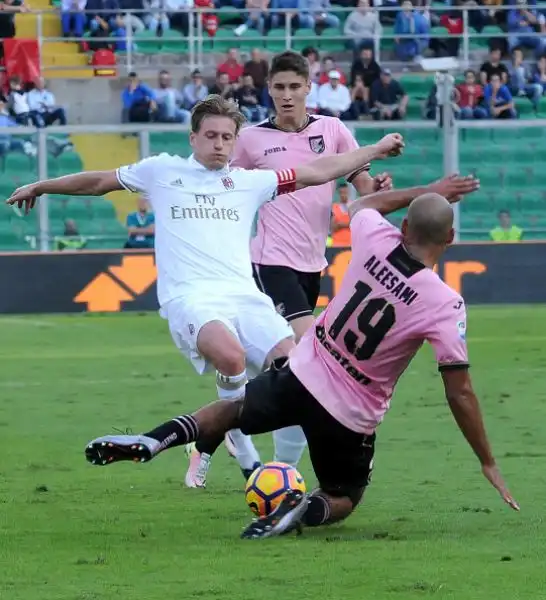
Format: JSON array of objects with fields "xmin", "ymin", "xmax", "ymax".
[
  {"xmin": 185, "ymin": 321, "xmax": 261, "ymax": 487},
  {"xmin": 240, "ymin": 487, "xmax": 364, "ymax": 539},
  {"xmin": 85, "ymin": 398, "xmax": 242, "ymax": 467},
  {"xmin": 270, "ymin": 319, "xmax": 312, "ymax": 467}
]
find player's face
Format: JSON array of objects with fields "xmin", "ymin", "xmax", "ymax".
[
  {"xmin": 190, "ymin": 115, "xmax": 238, "ymax": 170},
  {"xmin": 268, "ymin": 71, "xmax": 311, "ymax": 119}
]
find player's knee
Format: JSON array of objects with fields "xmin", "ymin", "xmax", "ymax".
[
  {"xmin": 216, "ymin": 348, "xmax": 246, "ymax": 376},
  {"xmin": 265, "ymin": 336, "xmax": 295, "ymax": 367}
]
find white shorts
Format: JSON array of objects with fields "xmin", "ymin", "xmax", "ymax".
[{"xmin": 159, "ymin": 289, "xmax": 294, "ymax": 375}]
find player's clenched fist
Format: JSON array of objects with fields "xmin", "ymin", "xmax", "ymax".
[
  {"xmin": 374, "ymin": 133, "xmax": 405, "ymax": 159},
  {"xmin": 6, "ymin": 183, "xmax": 41, "ymax": 214}
]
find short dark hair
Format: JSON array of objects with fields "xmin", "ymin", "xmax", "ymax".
[
  {"xmin": 499, "ymin": 209, "xmax": 510, "ymax": 217},
  {"xmin": 269, "ymin": 51, "xmax": 310, "ymax": 80},
  {"xmin": 191, "ymin": 94, "xmax": 246, "ymax": 134},
  {"xmin": 464, "ymin": 69, "xmax": 475, "ymax": 77}
]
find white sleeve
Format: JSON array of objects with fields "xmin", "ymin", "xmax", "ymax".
[
  {"xmin": 245, "ymin": 168, "xmax": 297, "ymax": 208},
  {"xmin": 116, "ymin": 155, "xmax": 162, "ymax": 194}
]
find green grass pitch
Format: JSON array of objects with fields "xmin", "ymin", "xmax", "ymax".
[{"xmin": 0, "ymin": 307, "xmax": 545, "ymax": 600}]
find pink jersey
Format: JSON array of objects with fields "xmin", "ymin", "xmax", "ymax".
[
  {"xmin": 231, "ymin": 115, "xmax": 369, "ymax": 273},
  {"xmin": 289, "ymin": 209, "xmax": 469, "ymax": 434}
]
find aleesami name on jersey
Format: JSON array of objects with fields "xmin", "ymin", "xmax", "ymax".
[
  {"xmin": 231, "ymin": 115, "xmax": 370, "ymax": 272},
  {"xmin": 289, "ymin": 208, "xmax": 468, "ymax": 436}
]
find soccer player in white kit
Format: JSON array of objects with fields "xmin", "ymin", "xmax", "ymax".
[{"xmin": 6, "ymin": 95, "xmax": 405, "ymax": 485}]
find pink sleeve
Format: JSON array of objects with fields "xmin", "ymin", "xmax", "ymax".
[
  {"xmin": 427, "ymin": 299, "xmax": 469, "ymax": 371},
  {"xmin": 335, "ymin": 120, "xmax": 371, "ymax": 182},
  {"xmin": 230, "ymin": 134, "xmax": 254, "ymax": 169}
]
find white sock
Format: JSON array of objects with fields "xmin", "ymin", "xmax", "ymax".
[
  {"xmin": 273, "ymin": 426, "xmax": 307, "ymax": 467},
  {"xmin": 216, "ymin": 370, "xmax": 261, "ymax": 471}
]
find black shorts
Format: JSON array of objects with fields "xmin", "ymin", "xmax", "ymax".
[
  {"xmin": 252, "ymin": 264, "xmax": 321, "ymax": 322},
  {"xmin": 239, "ymin": 361, "xmax": 375, "ymax": 498}
]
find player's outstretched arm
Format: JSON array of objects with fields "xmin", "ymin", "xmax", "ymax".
[
  {"xmin": 292, "ymin": 133, "xmax": 404, "ymax": 191},
  {"xmin": 441, "ymin": 368, "xmax": 519, "ymax": 511},
  {"xmin": 6, "ymin": 171, "xmax": 122, "ymax": 214},
  {"xmin": 348, "ymin": 174, "xmax": 480, "ymax": 220}
]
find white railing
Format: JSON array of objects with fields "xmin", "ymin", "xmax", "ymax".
[
  {"xmin": 8, "ymin": 4, "xmax": 545, "ymax": 75},
  {"xmin": 2, "ymin": 115, "xmax": 546, "ymax": 251}
]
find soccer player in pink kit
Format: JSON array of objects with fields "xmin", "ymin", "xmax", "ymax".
[
  {"xmin": 85, "ymin": 173, "xmax": 519, "ymax": 539},
  {"xmin": 186, "ymin": 51, "xmax": 393, "ymax": 481}
]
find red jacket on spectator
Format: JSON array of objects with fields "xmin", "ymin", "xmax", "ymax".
[
  {"xmin": 456, "ymin": 83, "xmax": 484, "ymax": 108},
  {"xmin": 217, "ymin": 60, "xmax": 244, "ymax": 84},
  {"xmin": 194, "ymin": 0, "xmax": 218, "ymax": 37},
  {"xmin": 439, "ymin": 14, "xmax": 463, "ymax": 35}
]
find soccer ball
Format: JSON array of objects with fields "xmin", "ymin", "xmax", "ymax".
[{"xmin": 245, "ymin": 461, "xmax": 306, "ymax": 517}]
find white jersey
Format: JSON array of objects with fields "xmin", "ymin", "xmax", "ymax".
[{"xmin": 116, "ymin": 153, "xmax": 297, "ymax": 307}]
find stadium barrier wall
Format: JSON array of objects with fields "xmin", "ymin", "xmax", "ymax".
[{"xmin": 1, "ymin": 243, "xmax": 545, "ymax": 315}]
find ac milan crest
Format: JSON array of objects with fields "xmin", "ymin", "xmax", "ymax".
[
  {"xmin": 309, "ymin": 135, "xmax": 325, "ymax": 154},
  {"xmin": 222, "ymin": 177, "xmax": 234, "ymax": 190}
]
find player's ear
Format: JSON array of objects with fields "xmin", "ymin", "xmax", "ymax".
[
  {"xmin": 401, "ymin": 217, "xmax": 408, "ymax": 235},
  {"xmin": 446, "ymin": 228, "xmax": 455, "ymax": 245},
  {"xmin": 189, "ymin": 131, "xmax": 197, "ymax": 149}
]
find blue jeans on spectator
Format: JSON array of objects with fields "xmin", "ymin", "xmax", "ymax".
[
  {"xmin": 459, "ymin": 106, "xmax": 488, "ymax": 119},
  {"xmin": 345, "ymin": 37, "xmax": 374, "ymax": 58},
  {"xmin": 510, "ymin": 83, "xmax": 542, "ymax": 110},
  {"xmin": 61, "ymin": 11, "xmax": 86, "ymax": 36},
  {"xmin": 299, "ymin": 13, "xmax": 340, "ymax": 30},
  {"xmin": 244, "ymin": 11, "xmax": 271, "ymax": 33},
  {"xmin": 395, "ymin": 39, "xmax": 423, "ymax": 60},
  {"xmin": 240, "ymin": 105, "xmax": 268, "ymax": 123},
  {"xmin": 144, "ymin": 14, "xmax": 170, "ymax": 31},
  {"xmin": 487, "ymin": 106, "xmax": 517, "ymax": 119},
  {"xmin": 156, "ymin": 100, "xmax": 190, "ymax": 123},
  {"xmin": 508, "ymin": 34, "xmax": 546, "ymax": 56},
  {"xmin": 0, "ymin": 137, "xmax": 25, "ymax": 156}
]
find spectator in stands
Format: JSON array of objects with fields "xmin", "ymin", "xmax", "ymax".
[
  {"xmin": 27, "ymin": 77, "xmax": 68, "ymax": 127},
  {"xmin": 7, "ymin": 76, "xmax": 33, "ymax": 126},
  {"xmin": 0, "ymin": 95, "xmax": 37, "ymax": 159},
  {"xmin": 349, "ymin": 74, "xmax": 369, "ymax": 119},
  {"xmin": 125, "ymin": 197, "xmax": 155, "ymax": 249},
  {"xmin": 145, "ymin": 0, "xmax": 171, "ymax": 33},
  {"xmin": 480, "ymin": 47, "xmax": 509, "ymax": 85},
  {"xmin": 243, "ymin": 48, "xmax": 269, "ymax": 98},
  {"xmin": 434, "ymin": 8, "xmax": 463, "ymax": 58},
  {"xmin": 350, "ymin": 46, "xmax": 380, "ymax": 92},
  {"xmin": 394, "ymin": 0, "xmax": 430, "ymax": 62},
  {"xmin": 318, "ymin": 56, "xmax": 347, "ymax": 84},
  {"xmin": 61, "ymin": 0, "xmax": 87, "ymax": 38},
  {"xmin": 119, "ymin": 0, "xmax": 146, "ymax": 33},
  {"xmin": 270, "ymin": 0, "xmax": 303, "ymax": 33},
  {"xmin": 302, "ymin": 47, "xmax": 321, "ymax": 82},
  {"xmin": 306, "ymin": 81, "xmax": 319, "ymax": 113},
  {"xmin": 343, "ymin": 0, "xmax": 381, "ymax": 57},
  {"xmin": 507, "ymin": 47, "xmax": 542, "ymax": 112},
  {"xmin": 183, "ymin": 69, "xmax": 208, "ymax": 109},
  {"xmin": 298, "ymin": 0, "xmax": 340, "ymax": 35},
  {"xmin": 235, "ymin": 74, "xmax": 268, "ymax": 122},
  {"xmin": 330, "ymin": 181, "xmax": 351, "ymax": 247},
  {"xmin": 217, "ymin": 48, "xmax": 244, "ymax": 85},
  {"xmin": 454, "ymin": 69, "xmax": 487, "ymax": 119},
  {"xmin": 154, "ymin": 70, "xmax": 190, "ymax": 123},
  {"xmin": 121, "ymin": 71, "xmax": 157, "ymax": 122},
  {"xmin": 209, "ymin": 72, "xmax": 236, "ymax": 100},
  {"xmin": 86, "ymin": 0, "xmax": 126, "ymax": 44},
  {"xmin": 507, "ymin": 0, "xmax": 546, "ymax": 56},
  {"xmin": 489, "ymin": 210, "xmax": 523, "ymax": 242},
  {"xmin": 234, "ymin": 0, "xmax": 272, "ymax": 35},
  {"xmin": 317, "ymin": 70, "xmax": 352, "ymax": 120},
  {"xmin": 55, "ymin": 220, "xmax": 87, "ymax": 251},
  {"xmin": 532, "ymin": 55, "xmax": 546, "ymax": 93},
  {"xmin": 369, "ymin": 68, "xmax": 408, "ymax": 120},
  {"xmin": 166, "ymin": 0, "xmax": 192, "ymax": 34},
  {"xmin": 484, "ymin": 73, "xmax": 517, "ymax": 119},
  {"xmin": 0, "ymin": 0, "xmax": 29, "ymax": 59}
]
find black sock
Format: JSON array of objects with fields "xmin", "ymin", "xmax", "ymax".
[
  {"xmin": 144, "ymin": 415, "xmax": 199, "ymax": 452},
  {"xmin": 195, "ymin": 435, "xmax": 224, "ymax": 457},
  {"xmin": 301, "ymin": 494, "xmax": 331, "ymax": 527}
]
